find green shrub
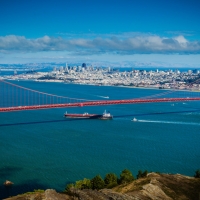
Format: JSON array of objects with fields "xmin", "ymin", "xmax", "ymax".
[
  {"xmin": 65, "ymin": 183, "xmax": 74, "ymax": 193},
  {"xmin": 104, "ymin": 173, "xmax": 118, "ymax": 188},
  {"xmin": 106, "ymin": 182, "xmax": 118, "ymax": 189},
  {"xmin": 119, "ymin": 169, "xmax": 134, "ymax": 184},
  {"xmin": 137, "ymin": 170, "xmax": 148, "ymax": 179},
  {"xmin": 194, "ymin": 169, "xmax": 200, "ymax": 178},
  {"xmin": 104, "ymin": 173, "xmax": 118, "ymax": 185},
  {"xmin": 75, "ymin": 178, "xmax": 92, "ymax": 189},
  {"xmin": 34, "ymin": 189, "xmax": 44, "ymax": 193},
  {"xmin": 91, "ymin": 175, "xmax": 105, "ymax": 190}
]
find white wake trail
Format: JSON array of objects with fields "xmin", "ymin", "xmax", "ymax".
[
  {"xmin": 96, "ymin": 95, "xmax": 109, "ymax": 99},
  {"xmin": 138, "ymin": 120, "xmax": 200, "ymax": 126}
]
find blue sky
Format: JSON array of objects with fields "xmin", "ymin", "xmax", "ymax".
[{"xmin": 0, "ymin": 0, "xmax": 200, "ymax": 67}]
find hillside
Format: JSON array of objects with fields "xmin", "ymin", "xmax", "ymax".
[{"xmin": 4, "ymin": 172, "xmax": 200, "ymax": 200}]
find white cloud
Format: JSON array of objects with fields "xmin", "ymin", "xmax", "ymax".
[
  {"xmin": 1, "ymin": 51, "xmax": 200, "ymax": 67},
  {"xmin": 175, "ymin": 35, "xmax": 188, "ymax": 44},
  {"xmin": 0, "ymin": 34, "xmax": 200, "ymax": 54}
]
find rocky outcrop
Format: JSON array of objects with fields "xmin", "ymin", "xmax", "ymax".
[
  {"xmin": 112, "ymin": 172, "xmax": 200, "ymax": 200},
  {"xmin": 4, "ymin": 189, "xmax": 72, "ymax": 200},
  {"xmin": 4, "ymin": 173, "xmax": 200, "ymax": 200},
  {"xmin": 4, "ymin": 180, "xmax": 14, "ymax": 186}
]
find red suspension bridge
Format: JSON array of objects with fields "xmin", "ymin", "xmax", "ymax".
[{"xmin": 0, "ymin": 79, "xmax": 200, "ymax": 112}]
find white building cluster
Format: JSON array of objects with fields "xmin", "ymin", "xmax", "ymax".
[
  {"xmin": 2, "ymin": 64, "xmax": 200, "ymax": 90},
  {"xmin": 45, "ymin": 66, "xmax": 200, "ymax": 90}
]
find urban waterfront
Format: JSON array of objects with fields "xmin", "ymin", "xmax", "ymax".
[
  {"xmin": 1, "ymin": 64, "xmax": 200, "ymax": 90},
  {"xmin": 0, "ymin": 81, "xmax": 200, "ymax": 199}
]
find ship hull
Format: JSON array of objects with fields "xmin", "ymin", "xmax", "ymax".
[
  {"xmin": 64, "ymin": 114, "xmax": 102, "ymax": 119},
  {"xmin": 99, "ymin": 116, "xmax": 113, "ymax": 120}
]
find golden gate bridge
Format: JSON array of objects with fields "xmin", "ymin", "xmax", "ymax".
[{"xmin": 0, "ymin": 78, "xmax": 200, "ymax": 112}]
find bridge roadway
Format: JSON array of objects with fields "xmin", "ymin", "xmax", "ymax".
[{"xmin": 0, "ymin": 97, "xmax": 200, "ymax": 112}]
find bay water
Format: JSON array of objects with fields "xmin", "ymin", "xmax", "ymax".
[{"xmin": 0, "ymin": 81, "xmax": 200, "ymax": 199}]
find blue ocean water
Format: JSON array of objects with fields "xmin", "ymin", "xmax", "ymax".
[{"xmin": 0, "ymin": 81, "xmax": 200, "ymax": 199}]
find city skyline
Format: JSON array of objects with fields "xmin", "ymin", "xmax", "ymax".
[{"xmin": 0, "ymin": 0, "xmax": 200, "ymax": 67}]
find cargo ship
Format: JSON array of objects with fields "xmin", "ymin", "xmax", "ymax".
[
  {"xmin": 64, "ymin": 110, "xmax": 113, "ymax": 120},
  {"xmin": 99, "ymin": 110, "xmax": 113, "ymax": 120},
  {"xmin": 64, "ymin": 111, "xmax": 101, "ymax": 119}
]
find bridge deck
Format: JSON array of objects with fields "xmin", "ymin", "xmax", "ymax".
[{"xmin": 1, "ymin": 97, "xmax": 200, "ymax": 112}]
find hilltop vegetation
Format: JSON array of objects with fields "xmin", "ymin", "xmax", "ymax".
[
  {"xmin": 65, "ymin": 168, "xmax": 136, "ymax": 192},
  {"xmin": 4, "ymin": 169, "xmax": 200, "ymax": 200}
]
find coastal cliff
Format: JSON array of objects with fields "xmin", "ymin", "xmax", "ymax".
[{"xmin": 4, "ymin": 172, "xmax": 200, "ymax": 200}]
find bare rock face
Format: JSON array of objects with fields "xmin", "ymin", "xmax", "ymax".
[
  {"xmin": 141, "ymin": 183, "xmax": 172, "ymax": 200},
  {"xmin": 113, "ymin": 172, "xmax": 200, "ymax": 200},
  {"xmin": 100, "ymin": 189, "xmax": 136, "ymax": 200},
  {"xmin": 3, "ymin": 190, "xmax": 72, "ymax": 200},
  {"xmin": 44, "ymin": 189, "xmax": 71, "ymax": 200},
  {"xmin": 70, "ymin": 188, "xmax": 138, "ymax": 200}
]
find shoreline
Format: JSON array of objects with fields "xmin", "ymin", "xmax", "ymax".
[{"xmin": 3, "ymin": 77, "xmax": 200, "ymax": 93}]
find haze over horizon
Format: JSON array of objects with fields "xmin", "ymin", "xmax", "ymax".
[{"xmin": 0, "ymin": 0, "xmax": 200, "ymax": 67}]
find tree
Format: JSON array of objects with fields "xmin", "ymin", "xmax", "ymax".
[
  {"xmin": 137, "ymin": 170, "xmax": 143, "ymax": 179},
  {"xmin": 143, "ymin": 170, "xmax": 148, "ymax": 177},
  {"xmin": 91, "ymin": 175, "xmax": 105, "ymax": 190},
  {"xmin": 75, "ymin": 178, "xmax": 91, "ymax": 189},
  {"xmin": 137, "ymin": 170, "xmax": 148, "ymax": 179},
  {"xmin": 65, "ymin": 183, "xmax": 74, "ymax": 193},
  {"xmin": 194, "ymin": 169, "xmax": 200, "ymax": 178},
  {"xmin": 119, "ymin": 169, "xmax": 134, "ymax": 184},
  {"xmin": 104, "ymin": 173, "xmax": 118, "ymax": 188}
]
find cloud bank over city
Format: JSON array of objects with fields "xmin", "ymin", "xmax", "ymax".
[
  {"xmin": 0, "ymin": 34, "xmax": 200, "ymax": 55},
  {"xmin": 0, "ymin": 0, "xmax": 199, "ymax": 66}
]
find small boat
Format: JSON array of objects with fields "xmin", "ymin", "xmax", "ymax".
[
  {"xmin": 99, "ymin": 110, "xmax": 113, "ymax": 120},
  {"xmin": 131, "ymin": 117, "xmax": 138, "ymax": 122}
]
